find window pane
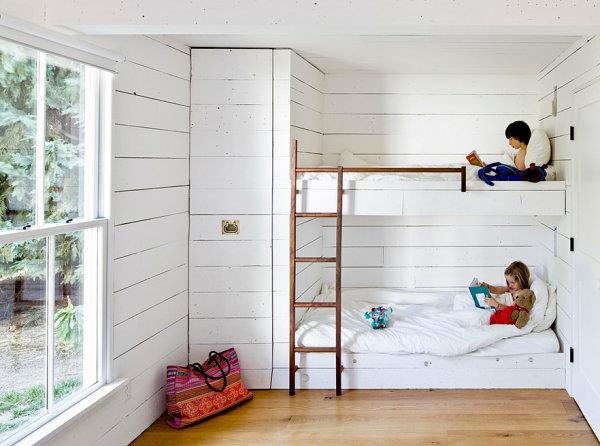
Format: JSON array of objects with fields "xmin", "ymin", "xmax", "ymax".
[
  {"xmin": 54, "ymin": 229, "xmax": 97, "ymax": 404},
  {"xmin": 0, "ymin": 237, "xmax": 47, "ymax": 442},
  {"xmin": 0, "ymin": 40, "xmax": 37, "ymax": 229},
  {"xmin": 45, "ymin": 55, "xmax": 85, "ymax": 223}
]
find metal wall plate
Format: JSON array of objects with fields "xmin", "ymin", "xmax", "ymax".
[{"xmin": 222, "ymin": 219, "xmax": 240, "ymax": 235}]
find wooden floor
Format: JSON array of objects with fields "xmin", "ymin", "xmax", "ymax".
[{"xmin": 133, "ymin": 389, "xmax": 598, "ymax": 445}]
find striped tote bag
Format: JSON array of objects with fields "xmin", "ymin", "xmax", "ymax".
[{"xmin": 166, "ymin": 348, "xmax": 253, "ymax": 428}]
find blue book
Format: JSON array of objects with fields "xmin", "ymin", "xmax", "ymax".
[{"xmin": 469, "ymin": 278, "xmax": 492, "ymax": 309}]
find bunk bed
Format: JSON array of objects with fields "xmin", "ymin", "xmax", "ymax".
[{"xmin": 288, "ymin": 140, "xmax": 567, "ymax": 396}]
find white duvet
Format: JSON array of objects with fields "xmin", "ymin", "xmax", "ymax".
[{"xmin": 296, "ymin": 288, "xmax": 534, "ymax": 356}]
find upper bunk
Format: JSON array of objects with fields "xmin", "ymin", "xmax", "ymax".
[{"xmin": 291, "ymin": 143, "xmax": 567, "ymax": 217}]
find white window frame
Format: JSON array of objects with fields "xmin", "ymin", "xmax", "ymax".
[{"xmin": 0, "ymin": 37, "xmax": 113, "ymax": 446}]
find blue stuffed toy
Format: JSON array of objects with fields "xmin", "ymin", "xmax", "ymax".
[
  {"xmin": 364, "ymin": 306, "xmax": 393, "ymax": 329},
  {"xmin": 478, "ymin": 162, "xmax": 547, "ymax": 186}
]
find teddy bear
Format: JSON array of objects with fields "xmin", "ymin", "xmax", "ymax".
[
  {"xmin": 489, "ymin": 289, "xmax": 536, "ymax": 329},
  {"xmin": 364, "ymin": 306, "xmax": 393, "ymax": 329}
]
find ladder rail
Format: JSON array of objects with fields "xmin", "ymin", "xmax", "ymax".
[
  {"xmin": 335, "ymin": 166, "xmax": 343, "ymax": 396},
  {"xmin": 289, "ymin": 140, "xmax": 298, "ymax": 396}
]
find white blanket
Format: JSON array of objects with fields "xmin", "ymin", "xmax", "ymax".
[{"xmin": 296, "ymin": 289, "xmax": 530, "ymax": 356}]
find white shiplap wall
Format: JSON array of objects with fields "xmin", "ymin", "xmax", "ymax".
[
  {"xmin": 189, "ymin": 49, "xmax": 274, "ymax": 389},
  {"xmin": 536, "ymin": 35, "xmax": 600, "ymax": 394},
  {"xmin": 272, "ymin": 51, "xmax": 326, "ymax": 378},
  {"xmin": 45, "ymin": 35, "xmax": 190, "ymax": 445},
  {"xmin": 318, "ymin": 74, "xmax": 541, "ymax": 291}
]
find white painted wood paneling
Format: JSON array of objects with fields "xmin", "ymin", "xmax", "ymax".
[
  {"xmin": 114, "ymin": 212, "xmax": 189, "ymax": 259},
  {"xmin": 113, "ymin": 265, "xmax": 188, "ymax": 325},
  {"xmin": 113, "ymin": 317, "xmax": 188, "ymax": 380},
  {"xmin": 115, "ymin": 60, "xmax": 190, "ymax": 106},
  {"xmin": 324, "ymin": 113, "xmax": 535, "ymax": 136},
  {"xmin": 192, "ymin": 79, "xmax": 272, "ymax": 105},
  {"xmin": 191, "ymin": 104, "xmax": 272, "ymax": 131},
  {"xmin": 323, "ymin": 223, "xmax": 539, "ymax": 247},
  {"xmin": 114, "ymin": 92, "xmax": 190, "ymax": 132},
  {"xmin": 113, "ymin": 125, "xmax": 189, "ymax": 159},
  {"xmin": 190, "ymin": 157, "xmax": 271, "ymax": 189},
  {"xmin": 190, "ymin": 240, "xmax": 271, "ymax": 266},
  {"xmin": 114, "ymin": 186, "xmax": 188, "ymax": 225},
  {"xmin": 190, "ymin": 188, "xmax": 271, "ymax": 214},
  {"xmin": 113, "ymin": 158, "xmax": 189, "ymax": 191},
  {"xmin": 50, "ymin": 35, "xmax": 191, "ymax": 446},
  {"xmin": 190, "ymin": 129, "xmax": 272, "ymax": 157},
  {"xmin": 324, "ymin": 93, "xmax": 536, "ymax": 115},
  {"xmin": 325, "ymin": 74, "xmax": 538, "ymax": 95},
  {"xmin": 113, "ymin": 292, "xmax": 189, "ymax": 358},
  {"xmin": 192, "ymin": 49, "xmax": 272, "ymax": 80},
  {"xmin": 189, "ymin": 318, "xmax": 272, "ymax": 344},
  {"xmin": 273, "ymin": 345, "xmax": 564, "ymax": 369},
  {"xmin": 113, "ymin": 234, "xmax": 188, "ymax": 293},
  {"xmin": 190, "ymin": 266, "xmax": 272, "ymax": 292},
  {"xmin": 189, "ymin": 48, "xmax": 276, "ymax": 391},
  {"xmin": 190, "ymin": 292, "xmax": 272, "ymax": 319},
  {"xmin": 89, "ymin": 35, "xmax": 191, "ymax": 80},
  {"xmin": 271, "ymin": 364, "xmax": 564, "ymax": 389},
  {"xmin": 532, "ymin": 34, "xmax": 600, "ymax": 397}
]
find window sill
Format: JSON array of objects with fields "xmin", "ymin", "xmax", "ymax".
[{"xmin": 16, "ymin": 379, "xmax": 129, "ymax": 446}]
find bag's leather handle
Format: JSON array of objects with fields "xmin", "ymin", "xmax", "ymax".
[{"xmin": 190, "ymin": 350, "xmax": 231, "ymax": 392}]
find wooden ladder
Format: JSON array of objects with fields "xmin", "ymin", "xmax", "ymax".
[{"xmin": 289, "ymin": 139, "xmax": 344, "ymax": 396}]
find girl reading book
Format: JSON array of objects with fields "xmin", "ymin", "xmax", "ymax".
[{"xmin": 482, "ymin": 261, "xmax": 530, "ymax": 310}]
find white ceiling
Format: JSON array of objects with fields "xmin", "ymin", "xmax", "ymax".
[{"xmin": 176, "ymin": 34, "xmax": 580, "ymax": 74}]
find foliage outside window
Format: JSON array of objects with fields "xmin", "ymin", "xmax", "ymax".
[{"xmin": 0, "ymin": 37, "xmax": 108, "ymax": 445}]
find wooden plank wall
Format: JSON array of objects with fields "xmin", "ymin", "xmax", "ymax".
[
  {"xmin": 187, "ymin": 49, "xmax": 324, "ymax": 390},
  {"xmin": 536, "ymin": 35, "xmax": 600, "ymax": 394},
  {"xmin": 317, "ymin": 74, "xmax": 541, "ymax": 291},
  {"xmin": 321, "ymin": 74, "xmax": 538, "ymax": 166},
  {"xmin": 271, "ymin": 51, "xmax": 326, "ymax": 381},
  {"xmin": 189, "ymin": 49, "xmax": 275, "ymax": 389},
  {"xmin": 47, "ymin": 36, "xmax": 191, "ymax": 445}
]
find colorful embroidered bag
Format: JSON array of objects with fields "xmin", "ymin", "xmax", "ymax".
[{"xmin": 165, "ymin": 348, "xmax": 253, "ymax": 428}]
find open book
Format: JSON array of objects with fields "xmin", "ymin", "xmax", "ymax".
[
  {"xmin": 469, "ymin": 278, "xmax": 493, "ymax": 309},
  {"xmin": 466, "ymin": 150, "xmax": 486, "ymax": 167}
]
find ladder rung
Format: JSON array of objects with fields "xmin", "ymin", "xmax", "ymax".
[
  {"xmin": 296, "ymin": 167, "xmax": 338, "ymax": 173},
  {"xmin": 295, "ymin": 212, "xmax": 337, "ymax": 218},
  {"xmin": 294, "ymin": 347, "xmax": 336, "ymax": 353},
  {"xmin": 295, "ymin": 257, "xmax": 336, "ymax": 263},
  {"xmin": 294, "ymin": 301, "xmax": 336, "ymax": 308}
]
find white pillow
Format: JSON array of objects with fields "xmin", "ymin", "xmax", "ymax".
[
  {"xmin": 525, "ymin": 274, "xmax": 549, "ymax": 331},
  {"xmin": 338, "ymin": 150, "xmax": 369, "ymax": 167},
  {"xmin": 532, "ymin": 283, "xmax": 557, "ymax": 332},
  {"xmin": 525, "ymin": 128, "xmax": 551, "ymax": 167}
]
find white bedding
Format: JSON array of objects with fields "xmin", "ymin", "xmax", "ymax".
[
  {"xmin": 469, "ymin": 329, "xmax": 558, "ymax": 356},
  {"xmin": 296, "ymin": 288, "xmax": 555, "ymax": 356}
]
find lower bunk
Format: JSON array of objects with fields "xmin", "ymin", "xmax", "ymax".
[
  {"xmin": 272, "ymin": 341, "xmax": 565, "ymax": 390},
  {"xmin": 275, "ymin": 286, "xmax": 566, "ymax": 390}
]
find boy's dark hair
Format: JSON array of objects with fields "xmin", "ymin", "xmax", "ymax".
[{"xmin": 505, "ymin": 121, "xmax": 531, "ymax": 145}]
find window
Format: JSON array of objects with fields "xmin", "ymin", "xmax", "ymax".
[{"xmin": 0, "ymin": 36, "xmax": 111, "ymax": 444}]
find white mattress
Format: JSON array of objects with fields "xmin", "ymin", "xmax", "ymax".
[{"xmin": 296, "ymin": 288, "xmax": 560, "ymax": 357}]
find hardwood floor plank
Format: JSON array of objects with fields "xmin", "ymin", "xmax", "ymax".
[{"xmin": 131, "ymin": 389, "xmax": 598, "ymax": 445}]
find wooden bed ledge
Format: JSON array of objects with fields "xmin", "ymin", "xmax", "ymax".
[{"xmin": 294, "ymin": 179, "xmax": 567, "ymax": 191}]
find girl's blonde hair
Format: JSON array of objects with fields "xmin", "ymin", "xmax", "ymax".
[{"xmin": 504, "ymin": 261, "xmax": 530, "ymax": 289}]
